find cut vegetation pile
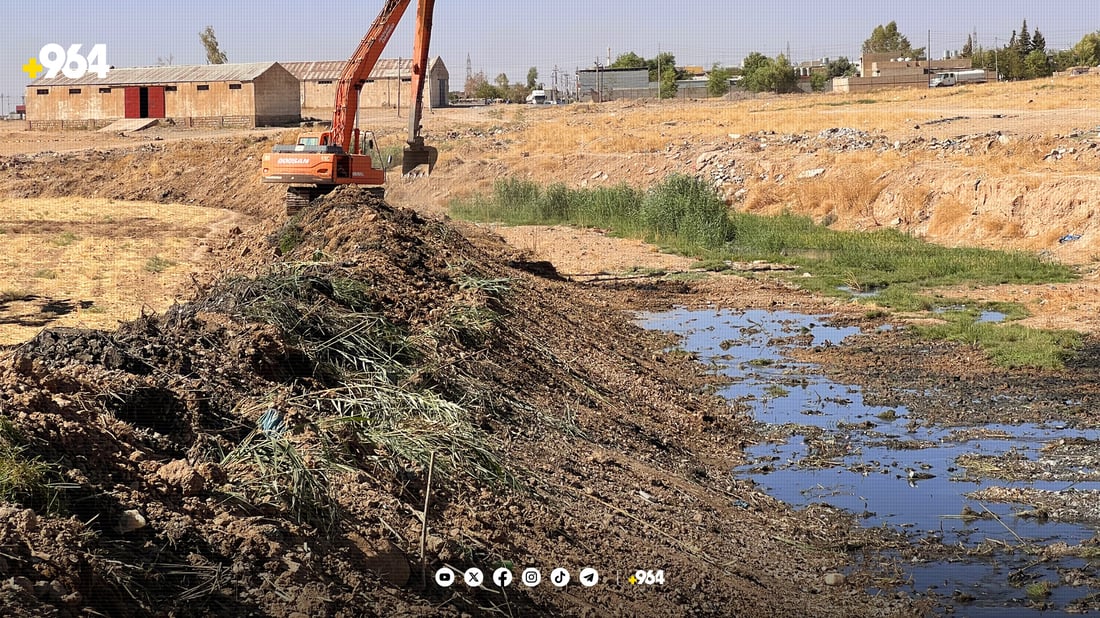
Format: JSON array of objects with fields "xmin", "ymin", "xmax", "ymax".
[{"xmin": 0, "ymin": 187, "xmax": 910, "ymax": 617}]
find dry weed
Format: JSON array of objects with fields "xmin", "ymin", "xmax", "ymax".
[
  {"xmin": 0, "ymin": 197, "xmax": 240, "ymax": 344},
  {"xmin": 925, "ymin": 195, "xmax": 972, "ymax": 237}
]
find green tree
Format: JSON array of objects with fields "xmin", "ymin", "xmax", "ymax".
[
  {"xmin": 742, "ymin": 54, "xmax": 798, "ymax": 93},
  {"xmin": 610, "ymin": 52, "xmax": 647, "ymax": 69},
  {"xmin": 707, "ymin": 63, "xmax": 733, "ymax": 96},
  {"xmin": 1018, "ymin": 20, "xmax": 1031, "ymax": 54},
  {"xmin": 470, "ymin": 75, "xmax": 501, "ymax": 100},
  {"xmin": 1051, "ymin": 49, "xmax": 1079, "ymax": 72},
  {"xmin": 1000, "ymin": 44, "xmax": 1025, "ymax": 80},
  {"xmin": 526, "ymin": 67, "xmax": 539, "ymax": 89},
  {"xmin": 1032, "ymin": 29, "xmax": 1046, "ymax": 53},
  {"xmin": 962, "ymin": 34, "xmax": 974, "ymax": 58},
  {"xmin": 1074, "ymin": 31, "xmax": 1100, "ymax": 66},
  {"xmin": 199, "ymin": 26, "xmax": 227, "ymax": 64},
  {"xmin": 508, "ymin": 83, "xmax": 531, "ymax": 103},
  {"xmin": 826, "ymin": 56, "xmax": 856, "ymax": 78},
  {"xmin": 659, "ymin": 68, "xmax": 678, "ymax": 98},
  {"xmin": 494, "ymin": 73, "xmax": 509, "ymax": 89},
  {"xmin": 465, "ymin": 70, "xmax": 487, "ymax": 97},
  {"xmin": 768, "ymin": 54, "xmax": 799, "ymax": 93},
  {"xmin": 863, "ymin": 21, "xmax": 924, "ymax": 58},
  {"xmin": 976, "ymin": 47, "xmax": 994, "ymax": 71},
  {"xmin": 1024, "ymin": 49, "xmax": 1052, "ymax": 78},
  {"xmin": 648, "ymin": 52, "xmax": 680, "ymax": 83},
  {"xmin": 741, "ymin": 52, "xmax": 770, "ymax": 79},
  {"xmin": 810, "ymin": 72, "xmax": 828, "ymax": 92}
]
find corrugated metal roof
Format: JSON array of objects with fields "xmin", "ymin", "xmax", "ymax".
[
  {"xmin": 30, "ymin": 62, "xmax": 284, "ymax": 87},
  {"xmin": 282, "ymin": 57, "xmax": 444, "ymax": 81}
]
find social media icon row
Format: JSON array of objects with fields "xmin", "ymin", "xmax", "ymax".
[{"xmin": 435, "ymin": 567, "xmax": 598, "ymax": 588}]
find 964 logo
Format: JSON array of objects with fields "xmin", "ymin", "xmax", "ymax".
[
  {"xmin": 629, "ymin": 569, "xmax": 665, "ymax": 585},
  {"xmin": 24, "ymin": 44, "xmax": 109, "ymax": 80}
]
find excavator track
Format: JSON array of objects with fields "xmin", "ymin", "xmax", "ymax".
[
  {"xmin": 285, "ymin": 186, "xmax": 335, "ymax": 215},
  {"xmin": 285, "ymin": 185, "xmax": 387, "ymax": 215}
]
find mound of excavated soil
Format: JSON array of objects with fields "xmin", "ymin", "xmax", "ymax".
[
  {"xmin": 0, "ymin": 136, "xmax": 285, "ymax": 220},
  {"xmin": 0, "ymin": 187, "xmax": 915, "ymax": 617}
]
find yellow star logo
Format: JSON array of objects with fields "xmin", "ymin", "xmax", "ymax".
[
  {"xmin": 23, "ymin": 57, "xmax": 44, "ymax": 79},
  {"xmin": 628, "ymin": 575, "xmax": 637, "ymax": 585}
]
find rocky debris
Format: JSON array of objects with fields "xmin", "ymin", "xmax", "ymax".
[
  {"xmin": 678, "ymin": 128, "xmax": 898, "ymax": 190},
  {"xmin": 20, "ymin": 328, "xmax": 146, "ymax": 373},
  {"xmin": 155, "ymin": 459, "xmax": 206, "ymax": 495},
  {"xmin": 1045, "ymin": 147, "xmax": 1077, "ymax": 160},
  {"xmin": 116, "ymin": 509, "xmax": 147, "ymax": 533}
]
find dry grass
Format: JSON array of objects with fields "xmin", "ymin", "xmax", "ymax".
[
  {"xmin": 0, "ymin": 197, "xmax": 241, "ymax": 344},
  {"xmin": 925, "ymin": 195, "xmax": 972, "ymax": 237},
  {"xmin": 498, "ymin": 74, "xmax": 1100, "ymax": 165},
  {"xmin": 742, "ymin": 150, "xmax": 900, "ymax": 224},
  {"xmin": 516, "ymin": 118, "xmax": 667, "ymax": 155}
]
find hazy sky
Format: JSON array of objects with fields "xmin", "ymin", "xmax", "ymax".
[{"xmin": 2, "ymin": 1, "xmax": 1097, "ymax": 113}]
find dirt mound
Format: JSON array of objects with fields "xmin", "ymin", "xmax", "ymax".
[
  {"xmin": 0, "ymin": 188, "xmax": 912, "ymax": 616},
  {"xmin": 0, "ymin": 136, "xmax": 285, "ymax": 220}
]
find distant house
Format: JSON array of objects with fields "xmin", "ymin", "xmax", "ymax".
[
  {"xmin": 25, "ymin": 62, "xmax": 300, "ymax": 129},
  {"xmin": 282, "ymin": 57, "xmax": 449, "ymax": 120},
  {"xmin": 673, "ymin": 78, "xmax": 710, "ymax": 98},
  {"xmin": 575, "ymin": 67, "xmax": 649, "ymax": 102},
  {"xmin": 680, "ymin": 65, "xmax": 706, "ymax": 79},
  {"xmin": 795, "ymin": 58, "xmax": 831, "ymax": 92},
  {"xmin": 833, "ymin": 53, "xmax": 973, "ymax": 93}
]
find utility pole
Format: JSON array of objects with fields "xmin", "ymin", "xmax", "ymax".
[
  {"xmin": 994, "ymin": 37, "xmax": 999, "ymax": 80},
  {"xmin": 465, "ymin": 53, "xmax": 473, "ymax": 97},
  {"xmin": 927, "ymin": 30, "xmax": 932, "ymax": 88},
  {"xmin": 657, "ymin": 43, "xmax": 661, "ymax": 100},
  {"xmin": 552, "ymin": 65, "xmax": 559, "ymax": 102},
  {"xmin": 595, "ymin": 59, "xmax": 603, "ymax": 103},
  {"xmin": 397, "ymin": 57, "xmax": 402, "ymax": 117}
]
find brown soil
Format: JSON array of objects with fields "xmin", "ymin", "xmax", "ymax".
[
  {"xmin": 0, "ymin": 182, "xmax": 916, "ymax": 616},
  {"xmin": 3, "ymin": 78, "xmax": 1100, "ymax": 616}
]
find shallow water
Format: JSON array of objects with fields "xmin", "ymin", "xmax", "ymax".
[{"xmin": 638, "ymin": 308, "xmax": 1100, "ymax": 614}]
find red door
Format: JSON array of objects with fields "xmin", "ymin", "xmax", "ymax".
[
  {"xmin": 124, "ymin": 87, "xmax": 141, "ymax": 118},
  {"xmin": 147, "ymin": 87, "xmax": 165, "ymax": 118}
]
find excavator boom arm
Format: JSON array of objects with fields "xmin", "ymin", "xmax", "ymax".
[
  {"xmin": 400, "ymin": 0, "xmax": 438, "ymax": 174},
  {"xmin": 331, "ymin": 0, "xmax": 412, "ymax": 152},
  {"xmin": 405, "ymin": 0, "xmax": 435, "ymax": 145}
]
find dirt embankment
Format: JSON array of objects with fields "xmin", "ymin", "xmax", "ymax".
[
  {"xmin": 0, "ymin": 136, "xmax": 285, "ymax": 220},
  {"xmin": 0, "ymin": 180, "xmax": 914, "ymax": 617}
]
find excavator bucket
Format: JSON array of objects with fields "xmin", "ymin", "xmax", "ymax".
[{"xmin": 401, "ymin": 140, "xmax": 438, "ymax": 176}]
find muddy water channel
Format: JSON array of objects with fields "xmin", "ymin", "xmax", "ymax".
[{"xmin": 639, "ymin": 308, "xmax": 1100, "ymax": 616}]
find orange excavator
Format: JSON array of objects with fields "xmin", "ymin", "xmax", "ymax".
[{"xmin": 262, "ymin": 0, "xmax": 438, "ymax": 213}]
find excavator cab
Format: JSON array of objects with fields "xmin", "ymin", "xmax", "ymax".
[{"xmin": 353, "ymin": 130, "xmax": 386, "ymax": 170}]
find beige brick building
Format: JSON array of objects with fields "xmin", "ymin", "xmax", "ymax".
[
  {"xmin": 25, "ymin": 62, "xmax": 300, "ymax": 129},
  {"xmin": 283, "ymin": 57, "xmax": 449, "ymax": 120},
  {"xmin": 833, "ymin": 53, "xmax": 974, "ymax": 93}
]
